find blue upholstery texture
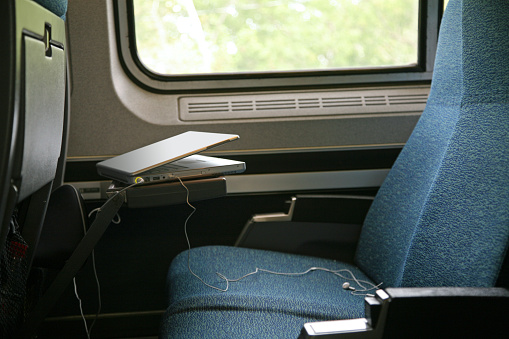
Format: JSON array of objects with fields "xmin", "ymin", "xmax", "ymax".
[
  {"xmin": 32, "ymin": 0, "xmax": 67, "ymax": 19},
  {"xmin": 163, "ymin": 246, "xmax": 373, "ymax": 338},
  {"xmin": 356, "ymin": 0, "xmax": 509, "ymax": 288},
  {"xmin": 162, "ymin": 0, "xmax": 509, "ymax": 337}
]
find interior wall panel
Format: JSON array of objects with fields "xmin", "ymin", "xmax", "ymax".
[{"xmin": 66, "ymin": 0, "xmax": 423, "ymax": 160}]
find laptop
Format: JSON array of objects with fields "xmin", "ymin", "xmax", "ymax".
[{"xmin": 96, "ymin": 131, "xmax": 246, "ymax": 184}]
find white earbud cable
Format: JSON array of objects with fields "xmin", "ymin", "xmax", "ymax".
[{"xmin": 177, "ymin": 177, "xmax": 382, "ymax": 295}]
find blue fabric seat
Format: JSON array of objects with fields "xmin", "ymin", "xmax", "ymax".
[
  {"xmin": 163, "ymin": 246, "xmax": 373, "ymax": 337},
  {"xmin": 161, "ymin": 0, "xmax": 509, "ymax": 337}
]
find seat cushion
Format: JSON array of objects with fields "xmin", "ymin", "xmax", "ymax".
[{"xmin": 162, "ymin": 246, "xmax": 374, "ymax": 338}]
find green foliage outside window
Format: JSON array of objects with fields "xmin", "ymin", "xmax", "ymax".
[{"xmin": 133, "ymin": 0, "xmax": 419, "ymax": 75}]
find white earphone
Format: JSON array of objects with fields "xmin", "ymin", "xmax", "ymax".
[{"xmin": 342, "ymin": 282, "xmax": 356, "ymax": 291}]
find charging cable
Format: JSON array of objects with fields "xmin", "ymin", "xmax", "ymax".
[
  {"xmin": 74, "ymin": 178, "xmax": 145, "ymax": 338},
  {"xmin": 177, "ymin": 177, "xmax": 382, "ymax": 295}
]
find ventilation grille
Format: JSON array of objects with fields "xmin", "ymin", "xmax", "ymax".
[{"xmin": 180, "ymin": 87, "xmax": 429, "ymax": 121}]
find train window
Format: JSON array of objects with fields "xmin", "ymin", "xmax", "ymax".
[
  {"xmin": 115, "ymin": 1, "xmax": 442, "ymax": 93},
  {"xmin": 132, "ymin": 0, "xmax": 419, "ymax": 76}
]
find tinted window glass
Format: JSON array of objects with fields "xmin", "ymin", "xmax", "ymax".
[{"xmin": 133, "ymin": 0, "xmax": 420, "ymax": 75}]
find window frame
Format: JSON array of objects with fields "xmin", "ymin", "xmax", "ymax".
[{"xmin": 114, "ymin": 0, "xmax": 444, "ymax": 94}]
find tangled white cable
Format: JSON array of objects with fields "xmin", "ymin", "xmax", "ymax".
[{"xmin": 177, "ymin": 177, "xmax": 382, "ymax": 295}]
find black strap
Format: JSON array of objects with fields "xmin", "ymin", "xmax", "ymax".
[{"xmin": 19, "ymin": 191, "xmax": 125, "ymax": 338}]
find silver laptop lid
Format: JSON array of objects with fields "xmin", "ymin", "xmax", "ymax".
[{"xmin": 96, "ymin": 131, "xmax": 239, "ymax": 180}]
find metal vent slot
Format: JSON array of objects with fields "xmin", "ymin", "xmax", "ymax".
[
  {"xmin": 231, "ymin": 101, "xmax": 254, "ymax": 111},
  {"xmin": 364, "ymin": 96, "xmax": 388, "ymax": 106},
  {"xmin": 322, "ymin": 97, "xmax": 363, "ymax": 108},
  {"xmin": 298, "ymin": 98, "xmax": 320, "ymax": 109},
  {"xmin": 388, "ymin": 94, "xmax": 429, "ymax": 105},
  {"xmin": 255, "ymin": 100, "xmax": 297, "ymax": 111},
  {"xmin": 179, "ymin": 86, "xmax": 429, "ymax": 121},
  {"xmin": 188, "ymin": 102, "xmax": 230, "ymax": 113}
]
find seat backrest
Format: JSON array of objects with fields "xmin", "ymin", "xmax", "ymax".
[
  {"xmin": 0, "ymin": 0, "xmax": 68, "ymax": 256},
  {"xmin": 0, "ymin": 0, "xmax": 68, "ymax": 335},
  {"xmin": 355, "ymin": 0, "xmax": 509, "ymax": 288}
]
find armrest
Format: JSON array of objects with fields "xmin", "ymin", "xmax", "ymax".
[
  {"xmin": 235, "ymin": 195, "xmax": 373, "ymax": 260},
  {"xmin": 250, "ymin": 195, "xmax": 374, "ymax": 224},
  {"xmin": 299, "ymin": 287, "xmax": 509, "ymax": 339},
  {"xmin": 381, "ymin": 287, "xmax": 509, "ymax": 338}
]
